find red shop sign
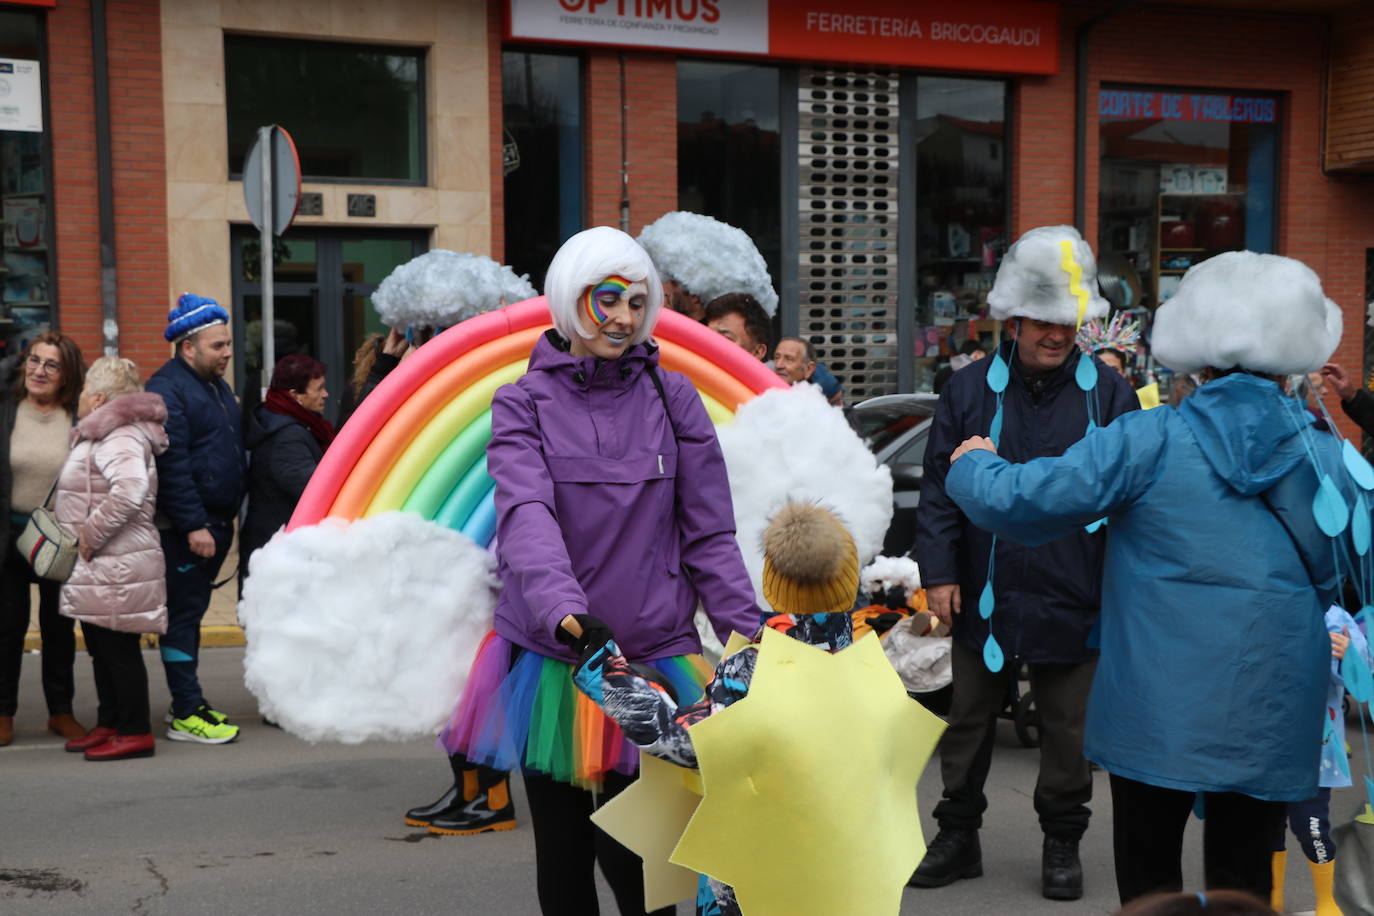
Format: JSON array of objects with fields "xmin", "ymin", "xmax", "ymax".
[
  {"xmin": 1, "ymin": 1, "xmax": 58, "ymax": 7},
  {"xmin": 507, "ymin": 0, "xmax": 1059, "ymax": 76}
]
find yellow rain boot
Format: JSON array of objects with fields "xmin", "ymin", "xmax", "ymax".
[
  {"xmin": 1270, "ymin": 850, "xmax": 1286, "ymax": 913},
  {"xmin": 1308, "ymin": 858, "xmax": 1340, "ymax": 916}
]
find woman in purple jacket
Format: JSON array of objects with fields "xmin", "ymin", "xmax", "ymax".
[{"xmin": 442, "ymin": 226, "xmax": 760, "ymax": 915}]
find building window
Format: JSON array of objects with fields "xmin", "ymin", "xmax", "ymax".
[
  {"xmin": 912, "ymin": 76, "xmax": 1009, "ymax": 393},
  {"xmin": 225, "ymin": 36, "xmax": 425, "ymax": 184},
  {"xmin": 502, "ymin": 51, "xmax": 582, "ymax": 289},
  {"xmin": 0, "ymin": 10, "xmax": 52, "ymax": 359},
  {"xmin": 677, "ymin": 60, "xmax": 782, "ymax": 297},
  {"xmin": 1098, "ymin": 87, "xmax": 1279, "ymax": 310}
]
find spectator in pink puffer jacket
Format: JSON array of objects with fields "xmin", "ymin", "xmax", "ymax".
[{"xmin": 54, "ymin": 356, "xmax": 169, "ymax": 762}]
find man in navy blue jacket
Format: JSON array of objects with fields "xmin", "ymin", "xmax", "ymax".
[
  {"xmin": 911, "ymin": 227, "xmax": 1138, "ymax": 901},
  {"xmin": 146, "ymin": 294, "xmax": 245, "ymax": 745}
]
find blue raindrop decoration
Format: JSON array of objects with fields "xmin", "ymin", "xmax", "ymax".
[
  {"xmin": 1074, "ymin": 351, "xmax": 1098, "ymax": 391},
  {"xmin": 986, "ymin": 352, "xmax": 1009, "ymax": 393},
  {"xmin": 978, "ymin": 581, "xmax": 995, "ymax": 619},
  {"xmin": 1344, "ymin": 439, "xmax": 1374, "ymax": 491},
  {"xmin": 983, "ymin": 632, "xmax": 1005, "ymax": 673},
  {"xmin": 1085, "ymin": 518, "xmax": 1107, "ymax": 534},
  {"xmin": 989, "ymin": 405, "xmax": 1004, "ymax": 447},
  {"xmin": 1344, "ymin": 640, "xmax": 1374, "ymax": 704},
  {"xmin": 1314, "ymin": 474, "xmax": 1350, "ymax": 537},
  {"xmin": 1354, "ymin": 493, "xmax": 1371, "ymax": 556}
]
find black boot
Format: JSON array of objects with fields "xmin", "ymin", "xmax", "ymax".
[
  {"xmin": 404, "ymin": 756, "xmax": 479, "ymax": 827},
  {"xmin": 404, "ymin": 783, "xmax": 465, "ymax": 827},
  {"xmin": 1042, "ymin": 836, "xmax": 1083, "ymax": 901},
  {"xmin": 428, "ymin": 770, "xmax": 517, "ymax": 836},
  {"xmin": 909, "ymin": 828, "xmax": 982, "ymax": 888}
]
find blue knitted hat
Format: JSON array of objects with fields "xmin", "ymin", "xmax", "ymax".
[{"xmin": 165, "ymin": 293, "xmax": 229, "ymax": 342}]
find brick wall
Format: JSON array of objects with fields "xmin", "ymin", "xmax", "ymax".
[
  {"xmin": 1018, "ymin": 2, "xmax": 1374, "ymax": 438},
  {"xmin": 583, "ymin": 50, "xmax": 677, "ymax": 236},
  {"xmin": 488, "ymin": 0, "xmax": 505, "ymax": 262},
  {"xmin": 47, "ymin": 0, "xmax": 169, "ymax": 375}
]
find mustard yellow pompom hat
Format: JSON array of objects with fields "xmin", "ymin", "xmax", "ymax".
[{"xmin": 760, "ymin": 503, "xmax": 860, "ymax": 616}]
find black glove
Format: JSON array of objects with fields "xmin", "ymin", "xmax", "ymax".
[
  {"xmin": 865, "ymin": 611, "xmax": 905, "ymax": 636},
  {"xmin": 556, "ymin": 613, "xmax": 616, "ymax": 666}
]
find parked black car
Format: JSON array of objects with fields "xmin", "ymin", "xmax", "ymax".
[{"xmin": 852, "ymin": 393, "xmax": 939, "ymax": 557}]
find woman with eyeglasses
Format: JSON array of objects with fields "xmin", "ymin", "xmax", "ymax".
[{"xmin": 0, "ymin": 331, "xmax": 88, "ymax": 746}]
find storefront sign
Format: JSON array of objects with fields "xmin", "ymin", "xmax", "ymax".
[
  {"xmin": 511, "ymin": 0, "xmax": 768, "ymax": 55},
  {"xmin": 508, "ymin": 0, "xmax": 1059, "ymax": 75},
  {"xmin": 1098, "ymin": 89, "xmax": 1278, "ymax": 124},
  {"xmin": 0, "ymin": 58, "xmax": 42, "ymax": 133}
]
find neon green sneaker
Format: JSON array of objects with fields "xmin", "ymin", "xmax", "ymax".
[
  {"xmin": 168, "ymin": 705, "xmax": 240, "ymax": 744},
  {"xmin": 165, "ymin": 702, "xmax": 229, "ymax": 725}
]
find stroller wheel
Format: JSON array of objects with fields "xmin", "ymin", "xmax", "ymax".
[{"xmin": 1014, "ymin": 691, "xmax": 1042, "ymax": 748}]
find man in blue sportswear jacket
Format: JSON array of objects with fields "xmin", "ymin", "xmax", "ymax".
[{"xmin": 145, "ymin": 294, "xmax": 245, "ymax": 745}]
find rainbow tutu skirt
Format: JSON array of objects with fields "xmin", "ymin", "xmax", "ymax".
[{"xmin": 439, "ymin": 630, "xmax": 711, "ymax": 788}]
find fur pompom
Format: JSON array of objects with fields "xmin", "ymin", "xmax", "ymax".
[{"xmin": 762, "ymin": 503, "xmax": 853, "ymax": 585}]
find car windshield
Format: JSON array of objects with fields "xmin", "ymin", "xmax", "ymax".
[{"xmin": 866, "ymin": 415, "xmax": 923, "ymax": 453}]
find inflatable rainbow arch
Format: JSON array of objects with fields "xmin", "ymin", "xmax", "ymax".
[{"xmin": 288, "ymin": 298, "xmax": 787, "ymax": 545}]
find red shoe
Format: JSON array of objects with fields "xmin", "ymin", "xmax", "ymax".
[
  {"xmin": 65, "ymin": 726, "xmax": 117, "ymax": 752},
  {"xmin": 84, "ymin": 733, "xmax": 155, "ymax": 761}
]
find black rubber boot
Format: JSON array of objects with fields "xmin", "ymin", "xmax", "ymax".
[
  {"xmin": 428, "ymin": 769, "xmax": 517, "ymax": 836},
  {"xmin": 909, "ymin": 828, "xmax": 983, "ymax": 888},
  {"xmin": 1042, "ymin": 836, "xmax": 1083, "ymax": 901},
  {"xmin": 404, "ymin": 755, "xmax": 478, "ymax": 827}
]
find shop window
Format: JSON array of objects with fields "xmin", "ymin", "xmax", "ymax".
[
  {"xmin": 912, "ymin": 77, "xmax": 1009, "ymax": 393},
  {"xmin": 0, "ymin": 10, "xmax": 52, "ymax": 359},
  {"xmin": 503, "ymin": 51, "xmax": 582, "ymax": 289},
  {"xmin": 1097, "ymin": 87, "xmax": 1279, "ymax": 312},
  {"xmin": 225, "ymin": 36, "xmax": 424, "ymax": 183},
  {"xmin": 677, "ymin": 60, "xmax": 781, "ymax": 297}
]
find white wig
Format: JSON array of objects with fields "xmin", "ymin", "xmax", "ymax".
[
  {"xmin": 1151, "ymin": 251, "xmax": 1342, "ymax": 376},
  {"xmin": 543, "ymin": 226, "xmax": 664, "ymax": 345},
  {"xmin": 636, "ymin": 211, "xmax": 779, "ymax": 317},
  {"xmin": 987, "ymin": 225, "xmax": 1110, "ymax": 326}
]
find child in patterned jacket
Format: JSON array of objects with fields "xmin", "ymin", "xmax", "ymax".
[{"xmin": 559, "ymin": 501, "xmax": 862, "ymax": 916}]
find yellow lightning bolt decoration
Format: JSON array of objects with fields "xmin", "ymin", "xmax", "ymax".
[{"xmin": 1060, "ymin": 238, "xmax": 1091, "ymax": 331}]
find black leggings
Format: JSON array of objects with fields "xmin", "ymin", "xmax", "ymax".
[
  {"xmin": 1109, "ymin": 773, "xmax": 1287, "ymax": 904},
  {"xmin": 522, "ymin": 766, "xmax": 676, "ymax": 916}
]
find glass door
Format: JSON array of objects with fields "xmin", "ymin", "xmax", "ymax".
[{"xmin": 231, "ymin": 229, "xmax": 426, "ymax": 424}]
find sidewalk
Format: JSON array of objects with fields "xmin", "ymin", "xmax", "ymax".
[{"xmin": 23, "ymin": 535, "xmax": 246, "ymax": 650}]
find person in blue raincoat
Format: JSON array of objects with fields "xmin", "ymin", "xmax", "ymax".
[{"xmin": 942, "ymin": 251, "xmax": 1350, "ymax": 906}]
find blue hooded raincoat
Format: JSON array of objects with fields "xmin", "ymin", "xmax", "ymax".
[{"xmin": 946, "ymin": 373, "xmax": 1352, "ymax": 801}]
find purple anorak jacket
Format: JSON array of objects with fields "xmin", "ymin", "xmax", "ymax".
[{"xmin": 489, "ymin": 330, "xmax": 760, "ymax": 663}]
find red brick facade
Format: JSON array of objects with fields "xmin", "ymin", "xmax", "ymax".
[
  {"xmin": 1016, "ymin": 3, "xmax": 1374, "ymax": 439},
  {"xmin": 46, "ymin": 0, "xmax": 168, "ymax": 372}
]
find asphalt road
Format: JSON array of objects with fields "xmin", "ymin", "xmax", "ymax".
[{"xmin": 1, "ymin": 646, "xmax": 1358, "ymax": 915}]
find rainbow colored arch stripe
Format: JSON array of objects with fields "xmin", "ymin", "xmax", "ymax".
[{"xmin": 288, "ymin": 298, "xmax": 786, "ymax": 544}]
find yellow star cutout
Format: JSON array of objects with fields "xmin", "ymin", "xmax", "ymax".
[
  {"xmin": 591, "ymin": 752, "xmax": 704, "ymax": 911},
  {"xmin": 670, "ymin": 627, "xmax": 946, "ymax": 915}
]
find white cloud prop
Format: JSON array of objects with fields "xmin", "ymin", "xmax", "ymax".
[
  {"xmin": 370, "ymin": 250, "xmax": 537, "ymax": 330},
  {"xmin": 860, "ymin": 555, "xmax": 922, "ymax": 603},
  {"xmin": 239, "ymin": 513, "xmax": 498, "ymax": 743},
  {"xmin": 987, "ymin": 225, "xmax": 1109, "ymax": 326},
  {"xmin": 717, "ymin": 384, "xmax": 893, "ymax": 613},
  {"xmin": 1151, "ymin": 251, "xmax": 1341, "ymax": 376},
  {"xmin": 637, "ymin": 211, "xmax": 779, "ymax": 316}
]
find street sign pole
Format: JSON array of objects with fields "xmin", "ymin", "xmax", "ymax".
[{"xmin": 259, "ymin": 125, "xmax": 274, "ymax": 395}]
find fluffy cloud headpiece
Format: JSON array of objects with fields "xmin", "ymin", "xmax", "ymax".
[
  {"xmin": 987, "ymin": 226, "xmax": 1110, "ymax": 327},
  {"xmin": 637, "ymin": 211, "xmax": 778, "ymax": 317},
  {"xmin": 371, "ymin": 250, "xmax": 536, "ymax": 330},
  {"xmin": 1151, "ymin": 251, "xmax": 1342, "ymax": 375}
]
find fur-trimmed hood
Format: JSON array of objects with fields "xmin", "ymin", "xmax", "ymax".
[{"xmin": 72, "ymin": 391, "xmax": 169, "ymax": 453}]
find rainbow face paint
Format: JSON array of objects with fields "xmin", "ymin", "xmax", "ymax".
[{"xmin": 584, "ymin": 275, "xmax": 633, "ymax": 327}]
